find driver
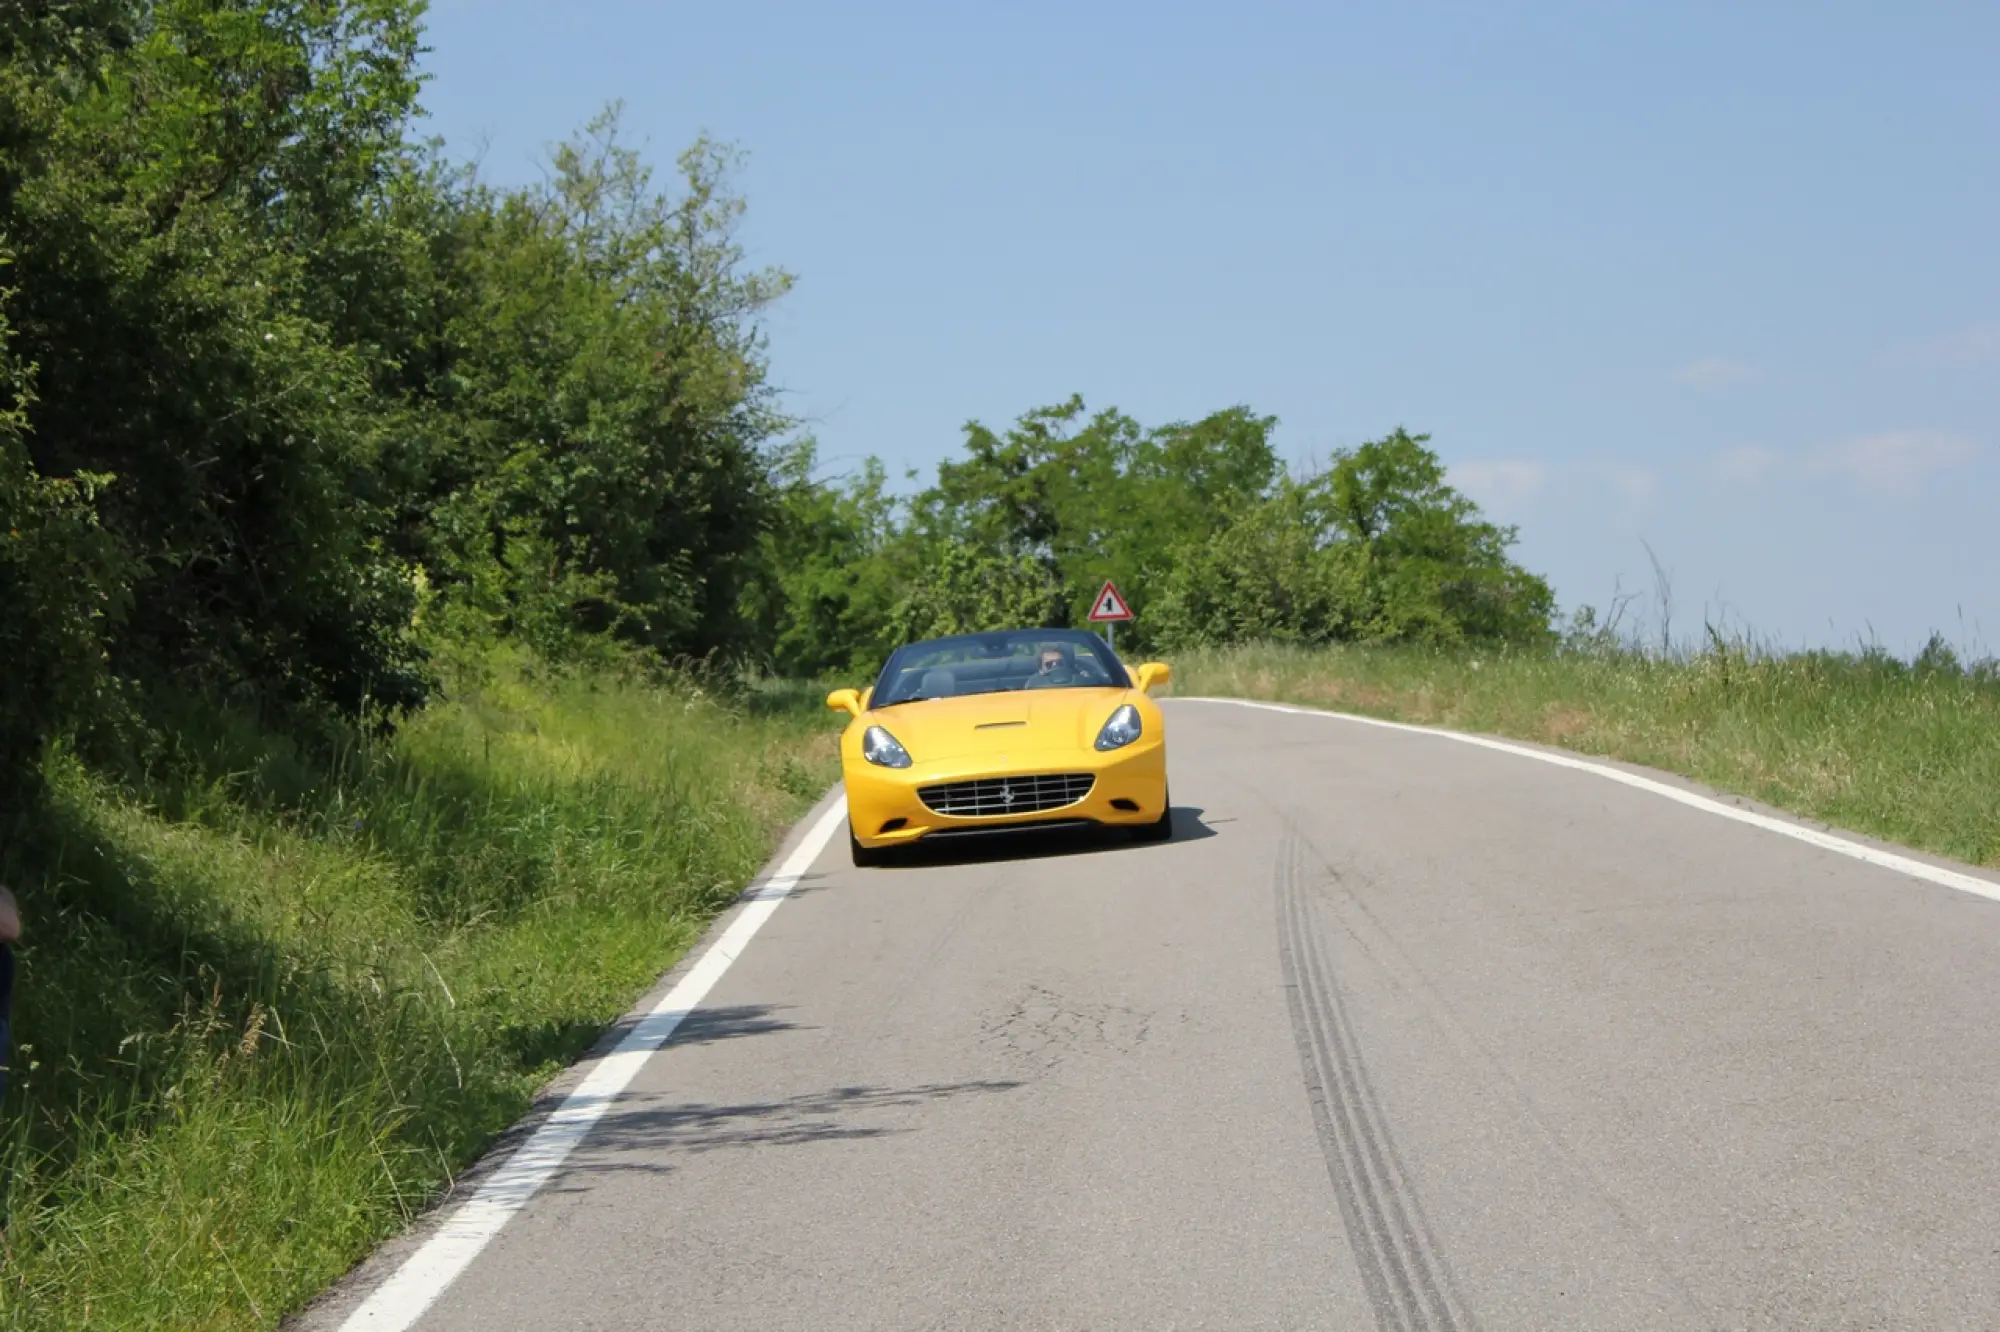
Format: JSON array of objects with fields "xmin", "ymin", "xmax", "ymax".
[{"xmin": 1024, "ymin": 641, "xmax": 1078, "ymax": 688}]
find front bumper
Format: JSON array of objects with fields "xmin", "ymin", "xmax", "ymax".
[{"xmin": 843, "ymin": 739, "xmax": 1168, "ymax": 849}]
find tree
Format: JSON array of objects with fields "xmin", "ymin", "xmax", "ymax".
[
  {"xmin": 398, "ymin": 106, "xmax": 794, "ymax": 664},
  {"xmin": 783, "ymin": 409, "xmax": 1554, "ymax": 661},
  {"xmin": 914, "ymin": 396, "xmax": 1281, "ymax": 649},
  {"xmin": 2, "ymin": 0, "xmax": 435, "ymax": 726},
  {"xmin": 1306, "ymin": 428, "xmax": 1555, "ymax": 644},
  {"xmin": 1146, "ymin": 483, "xmax": 1360, "ymax": 649},
  {"xmin": 740, "ymin": 437, "xmax": 903, "ymax": 677},
  {"xmin": 884, "ymin": 540, "xmax": 1066, "ymax": 646},
  {"xmin": 1145, "ymin": 428, "xmax": 1554, "ymax": 650},
  {"xmin": 0, "ymin": 268, "xmax": 127, "ymax": 800}
]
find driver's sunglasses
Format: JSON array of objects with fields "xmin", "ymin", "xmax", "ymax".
[{"xmin": 1038, "ymin": 655, "xmax": 1061, "ymax": 672}]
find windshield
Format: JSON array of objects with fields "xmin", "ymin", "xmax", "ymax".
[{"xmin": 871, "ymin": 629, "xmax": 1130, "ymax": 705}]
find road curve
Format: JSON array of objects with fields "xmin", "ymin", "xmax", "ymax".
[{"xmin": 309, "ymin": 697, "xmax": 2000, "ymax": 1331}]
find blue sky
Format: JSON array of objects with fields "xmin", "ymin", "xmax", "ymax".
[{"xmin": 414, "ymin": 1, "xmax": 1998, "ymax": 655}]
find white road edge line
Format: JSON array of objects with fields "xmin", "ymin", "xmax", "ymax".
[
  {"xmin": 1170, "ymin": 696, "xmax": 2000, "ymax": 906},
  {"xmin": 338, "ymin": 795, "xmax": 851, "ymax": 1332}
]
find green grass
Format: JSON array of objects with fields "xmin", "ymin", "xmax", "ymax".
[
  {"xmin": 0, "ymin": 652, "xmax": 841, "ymax": 1329},
  {"xmin": 1170, "ymin": 640, "xmax": 2000, "ymax": 871}
]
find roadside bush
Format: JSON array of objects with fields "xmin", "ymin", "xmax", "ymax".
[
  {"xmin": 885, "ymin": 540, "xmax": 1066, "ymax": 645},
  {"xmin": 0, "ymin": 282, "xmax": 127, "ymax": 804},
  {"xmin": 1147, "ymin": 430, "xmax": 1554, "ymax": 651},
  {"xmin": 2, "ymin": 0, "xmax": 435, "ymax": 736},
  {"xmin": 1146, "ymin": 486, "xmax": 1361, "ymax": 648}
]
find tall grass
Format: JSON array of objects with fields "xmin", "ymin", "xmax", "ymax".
[
  {"xmin": 1172, "ymin": 639, "xmax": 2000, "ymax": 870},
  {"xmin": 0, "ymin": 652, "xmax": 839, "ymax": 1329}
]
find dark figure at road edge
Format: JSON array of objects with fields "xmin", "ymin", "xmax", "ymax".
[{"xmin": 0, "ymin": 885, "xmax": 18, "ymax": 1106}]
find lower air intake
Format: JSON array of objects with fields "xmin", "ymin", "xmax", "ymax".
[{"xmin": 917, "ymin": 772, "xmax": 1094, "ymax": 818}]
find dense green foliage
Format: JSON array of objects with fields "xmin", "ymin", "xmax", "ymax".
[
  {"xmin": 3, "ymin": 0, "xmax": 436, "ymax": 756},
  {"xmin": 0, "ymin": 1, "xmax": 794, "ymax": 803},
  {"xmin": 1148, "ymin": 428, "xmax": 1556, "ymax": 650},
  {"xmin": 749, "ymin": 401, "xmax": 1555, "ymax": 679},
  {"xmin": 395, "ymin": 116, "xmax": 793, "ymax": 665}
]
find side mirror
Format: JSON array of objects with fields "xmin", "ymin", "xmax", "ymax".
[
  {"xmin": 826, "ymin": 687, "xmax": 863, "ymax": 717},
  {"xmin": 1133, "ymin": 662, "xmax": 1171, "ymax": 693},
  {"xmin": 860, "ymin": 686, "xmax": 873, "ymax": 709}
]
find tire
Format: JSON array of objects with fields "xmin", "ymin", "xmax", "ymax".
[
  {"xmin": 850, "ymin": 826, "xmax": 889, "ymax": 867},
  {"xmin": 1131, "ymin": 788, "xmax": 1174, "ymax": 843}
]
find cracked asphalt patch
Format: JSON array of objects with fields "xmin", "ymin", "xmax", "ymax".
[{"xmin": 978, "ymin": 982, "xmax": 1159, "ymax": 1075}]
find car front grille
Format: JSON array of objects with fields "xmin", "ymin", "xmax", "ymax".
[{"xmin": 917, "ymin": 772, "xmax": 1095, "ymax": 818}]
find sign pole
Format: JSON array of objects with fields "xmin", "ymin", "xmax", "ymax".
[{"xmin": 1088, "ymin": 579, "xmax": 1132, "ymax": 652}]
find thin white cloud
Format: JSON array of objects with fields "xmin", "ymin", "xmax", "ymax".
[
  {"xmin": 1938, "ymin": 326, "xmax": 2000, "ymax": 365},
  {"xmin": 1605, "ymin": 464, "xmax": 1660, "ymax": 506},
  {"xmin": 1673, "ymin": 357, "xmax": 1755, "ymax": 388},
  {"xmin": 1804, "ymin": 431, "xmax": 1979, "ymax": 499},
  {"xmin": 1450, "ymin": 459, "xmax": 1547, "ymax": 509},
  {"xmin": 1710, "ymin": 446, "xmax": 1781, "ymax": 486},
  {"xmin": 1905, "ymin": 325, "xmax": 2000, "ymax": 368},
  {"xmin": 1567, "ymin": 462, "xmax": 1663, "ymax": 532}
]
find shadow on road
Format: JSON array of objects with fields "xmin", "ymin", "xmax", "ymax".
[
  {"xmin": 547, "ymin": 1079, "xmax": 1026, "ymax": 1186},
  {"xmin": 668, "ymin": 1002, "xmax": 814, "ymax": 1047},
  {"xmin": 870, "ymin": 804, "xmax": 1219, "ymax": 872},
  {"xmin": 774, "ymin": 869, "xmax": 842, "ymax": 899}
]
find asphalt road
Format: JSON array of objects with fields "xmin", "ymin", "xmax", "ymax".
[{"xmin": 313, "ymin": 697, "xmax": 2000, "ymax": 1331}]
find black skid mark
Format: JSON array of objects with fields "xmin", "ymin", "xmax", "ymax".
[{"xmin": 1276, "ymin": 828, "xmax": 1481, "ymax": 1332}]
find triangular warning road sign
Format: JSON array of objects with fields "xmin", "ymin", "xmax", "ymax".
[{"xmin": 1088, "ymin": 579, "xmax": 1134, "ymax": 622}]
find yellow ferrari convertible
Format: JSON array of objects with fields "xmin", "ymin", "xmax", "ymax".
[{"xmin": 827, "ymin": 628, "xmax": 1172, "ymax": 866}]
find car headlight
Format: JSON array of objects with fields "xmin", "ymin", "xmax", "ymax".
[
  {"xmin": 1095, "ymin": 704, "xmax": 1143, "ymax": 751},
  {"xmin": 862, "ymin": 725, "xmax": 912, "ymax": 768}
]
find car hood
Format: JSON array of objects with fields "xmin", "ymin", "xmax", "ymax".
[{"xmin": 863, "ymin": 687, "xmax": 1135, "ymax": 762}]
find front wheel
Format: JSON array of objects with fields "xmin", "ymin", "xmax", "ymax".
[
  {"xmin": 850, "ymin": 826, "xmax": 889, "ymax": 867},
  {"xmin": 1131, "ymin": 788, "xmax": 1174, "ymax": 843}
]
